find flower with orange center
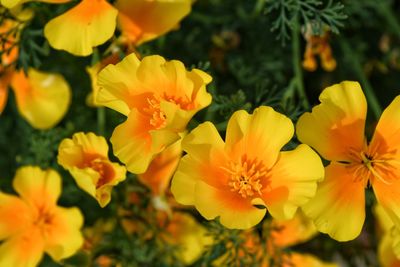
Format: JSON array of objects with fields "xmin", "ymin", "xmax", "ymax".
[
  {"xmin": 97, "ymin": 53, "xmax": 212, "ymax": 174},
  {"xmin": 57, "ymin": 132, "xmax": 127, "ymax": 207},
  {"xmin": 115, "ymin": 0, "xmax": 191, "ymax": 46},
  {"xmin": 297, "ymin": 81, "xmax": 400, "ymax": 241},
  {"xmin": 44, "ymin": 0, "xmax": 118, "ymax": 56},
  {"xmin": 0, "ymin": 166, "xmax": 84, "ymax": 267},
  {"xmin": 171, "ymin": 106, "xmax": 324, "ymax": 229}
]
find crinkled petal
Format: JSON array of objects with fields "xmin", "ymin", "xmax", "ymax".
[
  {"xmin": 194, "ymin": 180, "xmax": 266, "ymax": 229},
  {"xmin": 302, "ymin": 163, "xmax": 365, "ymax": 241},
  {"xmin": 44, "ymin": 0, "xmax": 117, "ymax": 56},
  {"xmin": 116, "ymin": 0, "xmax": 191, "ymax": 45},
  {"xmin": 0, "ymin": 227, "xmax": 45, "ymax": 267},
  {"xmin": 378, "ymin": 232, "xmax": 400, "ymax": 267},
  {"xmin": 11, "ymin": 69, "xmax": 71, "ymax": 130},
  {"xmin": 0, "ymin": 193, "xmax": 31, "ymax": 240},
  {"xmin": 45, "ymin": 207, "xmax": 84, "ymax": 261},
  {"xmin": 262, "ymin": 144, "xmax": 324, "ymax": 220},
  {"xmin": 225, "ymin": 106, "xmax": 294, "ymax": 169},
  {"xmin": 296, "ymin": 81, "xmax": 367, "ymax": 161},
  {"xmin": 13, "ymin": 166, "xmax": 61, "ymax": 208}
]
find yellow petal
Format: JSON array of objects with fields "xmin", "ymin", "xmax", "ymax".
[
  {"xmin": 374, "ymin": 204, "xmax": 395, "ymax": 234},
  {"xmin": 296, "ymin": 81, "xmax": 367, "ymax": 161},
  {"xmin": 44, "ymin": 207, "xmax": 84, "ymax": 261},
  {"xmin": 0, "ymin": 227, "xmax": 45, "ymax": 267},
  {"xmin": 262, "ymin": 144, "xmax": 324, "ymax": 220},
  {"xmin": 225, "ymin": 106, "xmax": 294, "ymax": 169},
  {"xmin": 194, "ymin": 180, "xmax": 266, "ymax": 229},
  {"xmin": 138, "ymin": 137, "xmax": 182, "ymax": 195},
  {"xmin": 171, "ymin": 122, "xmax": 225, "ymax": 205},
  {"xmin": 373, "ymin": 178, "xmax": 400, "ymax": 229},
  {"xmin": 302, "ymin": 163, "xmax": 365, "ymax": 241},
  {"xmin": 378, "ymin": 232, "xmax": 400, "ymax": 267},
  {"xmin": 116, "ymin": 0, "xmax": 192, "ymax": 45},
  {"xmin": 0, "ymin": 193, "xmax": 31, "ymax": 240},
  {"xmin": 13, "ymin": 166, "xmax": 61, "ymax": 207},
  {"xmin": 285, "ymin": 253, "xmax": 338, "ymax": 267},
  {"xmin": 1, "ymin": 0, "xmax": 70, "ymax": 8},
  {"xmin": 44, "ymin": 0, "xmax": 117, "ymax": 56},
  {"xmin": 11, "ymin": 69, "xmax": 71, "ymax": 129},
  {"xmin": 270, "ymin": 211, "xmax": 318, "ymax": 248}
]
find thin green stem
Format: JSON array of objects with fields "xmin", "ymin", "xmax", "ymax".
[
  {"xmin": 97, "ymin": 107, "xmax": 106, "ymax": 136},
  {"xmin": 291, "ymin": 17, "xmax": 310, "ymax": 109},
  {"xmin": 340, "ymin": 40, "xmax": 382, "ymax": 119}
]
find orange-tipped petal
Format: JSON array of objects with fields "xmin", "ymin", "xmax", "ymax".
[
  {"xmin": 296, "ymin": 81, "xmax": 367, "ymax": 162},
  {"xmin": 225, "ymin": 106, "xmax": 294, "ymax": 169},
  {"xmin": 0, "ymin": 193, "xmax": 31, "ymax": 240},
  {"xmin": 262, "ymin": 144, "xmax": 324, "ymax": 220},
  {"xmin": 13, "ymin": 166, "xmax": 61, "ymax": 208},
  {"xmin": 44, "ymin": 207, "xmax": 84, "ymax": 261},
  {"xmin": 302, "ymin": 163, "xmax": 365, "ymax": 241},
  {"xmin": 11, "ymin": 69, "xmax": 71, "ymax": 129},
  {"xmin": 0, "ymin": 227, "xmax": 45, "ymax": 267},
  {"xmin": 44, "ymin": 0, "xmax": 117, "ymax": 56},
  {"xmin": 373, "ymin": 178, "xmax": 400, "ymax": 230},
  {"xmin": 116, "ymin": 0, "xmax": 191, "ymax": 45}
]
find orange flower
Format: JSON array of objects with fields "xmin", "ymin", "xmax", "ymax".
[
  {"xmin": 57, "ymin": 132, "xmax": 127, "ymax": 207},
  {"xmin": 171, "ymin": 106, "xmax": 324, "ymax": 229},
  {"xmin": 97, "ymin": 53, "xmax": 212, "ymax": 174},
  {"xmin": 0, "ymin": 166, "xmax": 84, "ymax": 267},
  {"xmin": 297, "ymin": 81, "xmax": 400, "ymax": 241},
  {"xmin": 115, "ymin": 0, "xmax": 192, "ymax": 46}
]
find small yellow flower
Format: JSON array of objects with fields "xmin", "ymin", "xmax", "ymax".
[
  {"xmin": 171, "ymin": 106, "xmax": 324, "ymax": 229},
  {"xmin": 302, "ymin": 29, "xmax": 336, "ymax": 72},
  {"xmin": 57, "ymin": 132, "xmax": 127, "ymax": 207},
  {"xmin": 115, "ymin": 0, "xmax": 192, "ymax": 46},
  {"xmin": 97, "ymin": 53, "xmax": 212, "ymax": 174},
  {"xmin": 297, "ymin": 81, "xmax": 400, "ymax": 241},
  {"xmin": 44, "ymin": 0, "xmax": 118, "ymax": 56},
  {"xmin": 0, "ymin": 166, "xmax": 84, "ymax": 267}
]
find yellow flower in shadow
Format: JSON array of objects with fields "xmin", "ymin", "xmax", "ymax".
[
  {"xmin": 58, "ymin": 132, "xmax": 127, "ymax": 207},
  {"xmin": 0, "ymin": 166, "xmax": 84, "ymax": 267}
]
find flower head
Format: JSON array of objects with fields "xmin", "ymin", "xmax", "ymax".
[
  {"xmin": 171, "ymin": 106, "xmax": 324, "ymax": 229},
  {"xmin": 0, "ymin": 166, "xmax": 84, "ymax": 267},
  {"xmin": 97, "ymin": 53, "xmax": 212, "ymax": 174},
  {"xmin": 115, "ymin": 0, "xmax": 191, "ymax": 46},
  {"xmin": 57, "ymin": 132, "xmax": 127, "ymax": 207},
  {"xmin": 297, "ymin": 81, "xmax": 400, "ymax": 241}
]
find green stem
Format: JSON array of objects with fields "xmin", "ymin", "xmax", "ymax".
[
  {"xmin": 291, "ymin": 17, "xmax": 310, "ymax": 109},
  {"xmin": 340, "ymin": 40, "xmax": 382, "ymax": 119},
  {"xmin": 378, "ymin": 3, "xmax": 400, "ymax": 39},
  {"xmin": 97, "ymin": 107, "xmax": 106, "ymax": 136}
]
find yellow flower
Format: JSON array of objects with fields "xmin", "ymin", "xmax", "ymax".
[
  {"xmin": 57, "ymin": 132, "xmax": 127, "ymax": 207},
  {"xmin": 0, "ymin": 166, "xmax": 84, "ymax": 267},
  {"xmin": 44, "ymin": 0, "xmax": 118, "ymax": 56},
  {"xmin": 97, "ymin": 53, "xmax": 212, "ymax": 174},
  {"xmin": 0, "ymin": 0, "xmax": 69, "ymax": 8},
  {"xmin": 171, "ymin": 106, "xmax": 324, "ymax": 229},
  {"xmin": 297, "ymin": 81, "xmax": 400, "ymax": 241},
  {"xmin": 115, "ymin": 0, "xmax": 192, "ymax": 46}
]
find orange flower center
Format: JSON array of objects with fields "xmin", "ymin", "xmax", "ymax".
[
  {"xmin": 83, "ymin": 158, "xmax": 115, "ymax": 188},
  {"xmin": 33, "ymin": 206, "xmax": 55, "ymax": 235},
  {"xmin": 223, "ymin": 156, "xmax": 267, "ymax": 198},
  {"xmin": 142, "ymin": 94, "xmax": 194, "ymax": 130},
  {"xmin": 348, "ymin": 148, "xmax": 399, "ymax": 187}
]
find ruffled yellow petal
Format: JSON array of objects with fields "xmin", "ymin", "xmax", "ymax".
[
  {"xmin": 44, "ymin": 207, "xmax": 84, "ymax": 261},
  {"xmin": 138, "ymin": 138, "xmax": 182, "ymax": 195},
  {"xmin": 296, "ymin": 81, "xmax": 367, "ymax": 162},
  {"xmin": 58, "ymin": 132, "xmax": 126, "ymax": 207},
  {"xmin": 374, "ymin": 204, "xmax": 395, "ymax": 234},
  {"xmin": 270, "ymin": 211, "xmax": 318, "ymax": 248},
  {"xmin": 302, "ymin": 163, "xmax": 365, "ymax": 241},
  {"xmin": 378, "ymin": 233, "xmax": 400, "ymax": 267},
  {"xmin": 171, "ymin": 122, "xmax": 225, "ymax": 205},
  {"xmin": 11, "ymin": 69, "xmax": 71, "ymax": 129},
  {"xmin": 13, "ymin": 166, "xmax": 61, "ymax": 207},
  {"xmin": 0, "ymin": 193, "xmax": 31, "ymax": 240},
  {"xmin": 225, "ymin": 106, "xmax": 294, "ymax": 169},
  {"xmin": 116, "ymin": 0, "xmax": 192, "ymax": 45},
  {"xmin": 44, "ymin": 0, "xmax": 117, "ymax": 56},
  {"xmin": 262, "ymin": 144, "xmax": 324, "ymax": 220},
  {"xmin": 0, "ymin": 227, "xmax": 45, "ymax": 267},
  {"xmin": 194, "ymin": 180, "xmax": 266, "ymax": 229}
]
